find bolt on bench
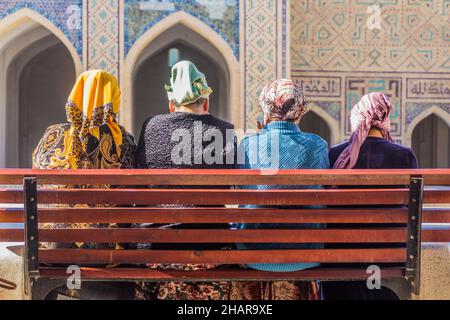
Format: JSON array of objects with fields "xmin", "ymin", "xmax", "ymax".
[{"xmin": 0, "ymin": 169, "xmax": 450, "ymax": 300}]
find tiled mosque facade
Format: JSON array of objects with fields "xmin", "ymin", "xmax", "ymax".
[
  {"xmin": 0, "ymin": 0, "xmax": 449, "ymax": 144},
  {"xmin": 1, "ymin": 1, "xmax": 449, "ymax": 301}
]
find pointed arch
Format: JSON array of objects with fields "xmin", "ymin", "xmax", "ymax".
[
  {"xmin": 122, "ymin": 11, "xmax": 242, "ymax": 133},
  {"xmin": 0, "ymin": 8, "xmax": 82, "ymax": 75},
  {"xmin": 0, "ymin": 8, "xmax": 79, "ymax": 167},
  {"xmin": 405, "ymin": 106, "xmax": 450, "ymax": 147},
  {"xmin": 306, "ymin": 104, "xmax": 341, "ymax": 146}
]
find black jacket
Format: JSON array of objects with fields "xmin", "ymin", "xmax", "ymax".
[
  {"xmin": 137, "ymin": 112, "xmax": 237, "ymax": 169},
  {"xmin": 134, "ymin": 112, "xmax": 237, "ymax": 250}
]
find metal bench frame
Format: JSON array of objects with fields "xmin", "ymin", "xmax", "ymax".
[{"xmin": 21, "ymin": 175, "xmax": 425, "ymax": 300}]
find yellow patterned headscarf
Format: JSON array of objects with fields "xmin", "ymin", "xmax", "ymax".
[{"xmin": 65, "ymin": 70, "xmax": 122, "ymax": 168}]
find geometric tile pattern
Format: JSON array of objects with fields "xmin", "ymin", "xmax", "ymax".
[
  {"xmin": 291, "ymin": 0, "xmax": 450, "ymax": 141},
  {"xmin": 244, "ymin": 0, "xmax": 279, "ymax": 130},
  {"xmin": 87, "ymin": 0, "xmax": 120, "ymax": 77},
  {"xmin": 313, "ymin": 101, "xmax": 342, "ymax": 123},
  {"xmin": 291, "ymin": 0, "xmax": 450, "ymax": 72},
  {"xmin": 4, "ymin": 0, "xmax": 448, "ymax": 139},
  {"xmin": 0, "ymin": 0, "xmax": 83, "ymax": 58},
  {"xmin": 281, "ymin": 0, "xmax": 288, "ymax": 78},
  {"xmin": 124, "ymin": 0, "xmax": 239, "ymax": 58},
  {"xmin": 406, "ymin": 102, "xmax": 450, "ymax": 125}
]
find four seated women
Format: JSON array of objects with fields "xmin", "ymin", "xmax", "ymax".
[{"xmin": 32, "ymin": 63, "xmax": 418, "ymax": 300}]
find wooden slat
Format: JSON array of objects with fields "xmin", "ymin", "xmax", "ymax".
[
  {"xmin": 422, "ymin": 226, "xmax": 450, "ymax": 243},
  {"xmin": 3, "ymin": 207, "xmax": 449, "ymax": 224},
  {"xmin": 0, "ymin": 189, "xmax": 23, "ymax": 204},
  {"xmin": 40, "ymin": 207, "xmax": 409, "ymax": 224},
  {"xmin": 36, "ymin": 207, "xmax": 410, "ymax": 224},
  {"xmin": 422, "ymin": 208, "xmax": 450, "ymax": 223},
  {"xmin": 6, "ymin": 187, "xmax": 446, "ymax": 205},
  {"xmin": 424, "ymin": 189, "xmax": 450, "ymax": 204},
  {"xmin": 1, "ymin": 169, "xmax": 450, "ymax": 185},
  {"xmin": 0, "ymin": 229, "xmax": 23, "ymax": 242},
  {"xmin": 28, "ymin": 188, "xmax": 410, "ymax": 205},
  {"xmin": 0, "ymin": 208, "xmax": 23, "ymax": 223},
  {"xmin": 39, "ymin": 267, "xmax": 405, "ymax": 281},
  {"xmin": 1, "ymin": 228, "xmax": 449, "ymax": 243},
  {"xmin": 0, "ymin": 207, "xmax": 411, "ymax": 224},
  {"xmin": 38, "ymin": 228, "xmax": 408, "ymax": 243},
  {"xmin": 39, "ymin": 248, "xmax": 406, "ymax": 264}
]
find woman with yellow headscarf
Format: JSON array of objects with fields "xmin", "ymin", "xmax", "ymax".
[
  {"xmin": 31, "ymin": 70, "xmax": 136, "ymax": 299},
  {"xmin": 33, "ymin": 70, "xmax": 136, "ymax": 170}
]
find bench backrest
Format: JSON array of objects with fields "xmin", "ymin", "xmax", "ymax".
[{"xmin": 1, "ymin": 169, "xmax": 450, "ymax": 297}]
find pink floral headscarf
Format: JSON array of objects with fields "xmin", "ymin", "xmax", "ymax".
[
  {"xmin": 259, "ymin": 79, "xmax": 307, "ymax": 121},
  {"xmin": 333, "ymin": 92, "xmax": 393, "ymax": 169}
]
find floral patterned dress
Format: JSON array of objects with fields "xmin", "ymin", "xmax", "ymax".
[{"xmin": 32, "ymin": 123, "xmax": 136, "ymax": 251}]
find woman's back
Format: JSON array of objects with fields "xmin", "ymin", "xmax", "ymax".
[
  {"xmin": 329, "ymin": 137, "xmax": 417, "ymax": 169},
  {"xmin": 31, "ymin": 70, "xmax": 137, "ymax": 252},
  {"xmin": 238, "ymin": 121, "xmax": 329, "ymax": 272},
  {"xmin": 241, "ymin": 121, "xmax": 329, "ymax": 177},
  {"xmin": 33, "ymin": 123, "xmax": 136, "ymax": 170},
  {"xmin": 324, "ymin": 92, "xmax": 417, "ymax": 300}
]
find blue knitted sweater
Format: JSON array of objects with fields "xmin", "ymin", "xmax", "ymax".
[{"xmin": 236, "ymin": 121, "xmax": 330, "ymax": 272}]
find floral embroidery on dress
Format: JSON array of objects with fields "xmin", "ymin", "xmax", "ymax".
[
  {"xmin": 135, "ymin": 281, "xmax": 320, "ymax": 301},
  {"xmin": 33, "ymin": 123, "xmax": 136, "ymax": 251}
]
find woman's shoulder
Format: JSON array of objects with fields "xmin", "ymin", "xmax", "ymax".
[
  {"xmin": 330, "ymin": 140, "xmax": 349, "ymax": 153},
  {"xmin": 43, "ymin": 123, "xmax": 71, "ymax": 133},
  {"xmin": 384, "ymin": 140, "xmax": 413, "ymax": 153},
  {"xmin": 383, "ymin": 140, "xmax": 418, "ymax": 164},
  {"xmin": 33, "ymin": 123, "xmax": 71, "ymax": 169},
  {"xmin": 205, "ymin": 114, "xmax": 235, "ymax": 130},
  {"xmin": 329, "ymin": 140, "xmax": 349, "ymax": 165},
  {"xmin": 37, "ymin": 123, "xmax": 71, "ymax": 145},
  {"xmin": 301, "ymin": 132, "xmax": 329, "ymax": 148},
  {"xmin": 120, "ymin": 126, "xmax": 137, "ymax": 145}
]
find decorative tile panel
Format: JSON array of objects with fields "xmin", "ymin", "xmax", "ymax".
[
  {"xmin": 0, "ymin": 0, "xmax": 82, "ymax": 58},
  {"xmin": 291, "ymin": 0, "xmax": 450, "ymax": 140},
  {"xmin": 87, "ymin": 0, "xmax": 120, "ymax": 77},
  {"xmin": 124, "ymin": 0, "xmax": 239, "ymax": 58},
  {"xmin": 244, "ymin": 0, "xmax": 281, "ymax": 130}
]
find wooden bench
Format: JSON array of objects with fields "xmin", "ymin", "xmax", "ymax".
[{"xmin": 0, "ymin": 169, "xmax": 450, "ymax": 300}]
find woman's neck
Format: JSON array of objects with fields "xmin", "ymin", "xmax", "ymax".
[
  {"xmin": 367, "ymin": 128, "xmax": 383, "ymax": 138},
  {"xmin": 175, "ymin": 106, "xmax": 207, "ymax": 115}
]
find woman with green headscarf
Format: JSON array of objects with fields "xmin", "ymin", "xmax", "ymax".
[
  {"xmin": 135, "ymin": 60, "xmax": 237, "ymax": 300},
  {"xmin": 135, "ymin": 60, "xmax": 232, "ymax": 168}
]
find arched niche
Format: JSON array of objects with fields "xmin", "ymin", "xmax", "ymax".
[
  {"xmin": 302, "ymin": 105, "xmax": 340, "ymax": 146},
  {"xmin": 300, "ymin": 111, "xmax": 332, "ymax": 146},
  {"xmin": 411, "ymin": 113, "xmax": 450, "ymax": 168},
  {"xmin": 122, "ymin": 11, "xmax": 242, "ymax": 135},
  {"xmin": 132, "ymin": 25, "xmax": 229, "ymax": 136},
  {"xmin": 0, "ymin": 9, "xmax": 78, "ymax": 167}
]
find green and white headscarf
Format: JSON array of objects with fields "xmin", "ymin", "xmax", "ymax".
[{"xmin": 165, "ymin": 60, "xmax": 212, "ymax": 106}]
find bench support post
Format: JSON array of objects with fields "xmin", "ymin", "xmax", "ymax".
[
  {"xmin": 406, "ymin": 176, "xmax": 423, "ymax": 296},
  {"xmin": 31, "ymin": 278, "xmax": 67, "ymax": 300},
  {"xmin": 23, "ymin": 177, "xmax": 39, "ymax": 297},
  {"xmin": 381, "ymin": 278, "xmax": 413, "ymax": 300}
]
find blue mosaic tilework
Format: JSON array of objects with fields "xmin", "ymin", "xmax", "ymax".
[
  {"xmin": 0, "ymin": 0, "xmax": 83, "ymax": 58},
  {"xmin": 124, "ymin": 0, "xmax": 239, "ymax": 58},
  {"xmin": 406, "ymin": 103, "xmax": 450, "ymax": 125},
  {"xmin": 313, "ymin": 101, "xmax": 341, "ymax": 122}
]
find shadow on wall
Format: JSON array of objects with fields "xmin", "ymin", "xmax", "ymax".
[
  {"xmin": 3, "ymin": 32, "xmax": 75, "ymax": 169},
  {"xmin": 300, "ymin": 111, "xmax": 332, "ymax": 146},
  {"xmin": 17, "ymin": 43, "xmax": 75, "ymax": 168},
  {"xmin": 412, "ymin": 114, "xmax": 450, "ymax": 168},
  {"xmin": 133, "ymin": 41, "xmax": 229, "ymax": 137}
]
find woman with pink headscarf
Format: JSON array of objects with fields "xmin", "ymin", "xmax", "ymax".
[
  {"xmin": 324, "ymin": 92, "xmax": 418, "ymax": 300},
  {"xmin": 330, "ymin": 92, "xmax": 417, "ymax": 170}
]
